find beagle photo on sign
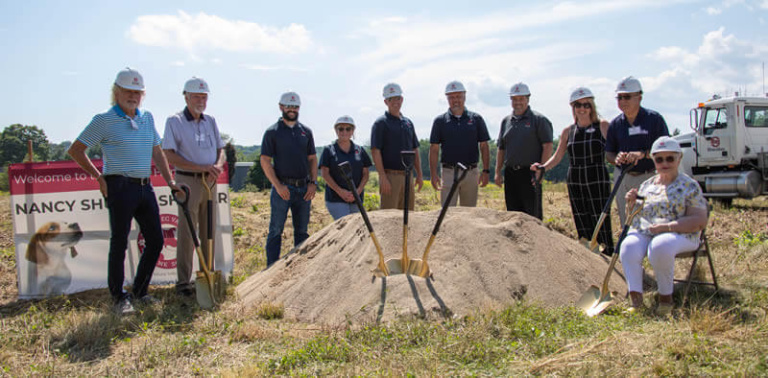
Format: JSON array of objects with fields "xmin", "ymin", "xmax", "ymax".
[{"xmin": 25, "ymin": 221, "xmax": 83, "ymax": 296}]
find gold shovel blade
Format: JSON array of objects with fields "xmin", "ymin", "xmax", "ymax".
[
  {"xmin": 378, "ymin": 258, "xmax": 431, "ymax": 278},
  {"xmin": 576, "ymin": 285, "xmax": 617, "ymax": 317},
  {"xmin": 195, "ymin": 270, "xmax": 224, "ymax": 309},
  {"xmin": 578, "ymin": 238, "xmax": 601, "ymax": 254}
]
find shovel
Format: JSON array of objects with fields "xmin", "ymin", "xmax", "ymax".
[
  {"xmin": 337, "ymin": 161, "xmax": 389, "ymax": 277},
  {"xmin": 384, "ymin": 151, "xmax": 416, "ymax": 275},
  {"xmin": 579, "ymin": 166, "xmax": 628, "ymax": 254},
  {"xmin": 576, "ymin": 196, "xmax": 644, "ymax": 317},
  {"xmin": 531, "ymin": 165, "xmax": 545, "ymax": 219},
  {"xmin": 200, "ymin": 173, "xmax": 226, "ymax": 302},
  {"xmin": 172, "ymin": 184, "xmax": 216, "ymax": 309},
  {"xmin": 408, "ymin": 162, "xmax": 469, "ymax": 278}
]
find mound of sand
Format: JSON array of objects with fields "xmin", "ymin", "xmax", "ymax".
[{"xmin": 236, "ymin": 207, "xmax": 626, "ymax": 325}]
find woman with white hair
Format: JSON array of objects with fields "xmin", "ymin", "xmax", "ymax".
[
  {"xmin": 621, "ymin": 136, "xmax": 709, "ymax": 315},
  {"xmin": 533, "ymin": 87, "xmax": 614, "ymax": 255}
]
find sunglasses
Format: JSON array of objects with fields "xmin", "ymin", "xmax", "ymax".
[
  {"xmin": 336, "ymin": 126, "xmax": 353, "ymax": 132},
  {"xmin": 284, "ymin": 105, "xmax": 299, "ymax": 110},
  {"xmin": 654, "ymin": 156, "xmax": 677, "ymax": 164},
  {"xmin": 573, "ymin": 102, "xmax": 592, "ymax": 109},
  {"xmin": 616, "ymin": 94, "xmax": 636, "ymax": 101}
]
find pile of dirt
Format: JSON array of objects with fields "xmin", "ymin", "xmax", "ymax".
[{"xmin": 236, "ymin": 207, "xmax": 626, "ymax": 325}]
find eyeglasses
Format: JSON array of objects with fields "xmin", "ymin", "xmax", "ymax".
[
  {"xmin": 284, "ymin": 105, "xmax": 299, "ymax": 110},
  {"xmin": 573, "ymin": 102, "xmax": 592, "ymax": 109},
  {"xmin": 336, "ymin": 127, "xmax": 353, "ymax": 132},
  {"xmin": 616, "ymin": 94, "xmax": 636, "ymax": 101},
  {"xmin": 654, "ymin": 156, "xmax": 677, "ymax": 164}
]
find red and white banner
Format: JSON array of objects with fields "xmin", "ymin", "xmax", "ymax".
[{"xmin": 9, "ymin": 160, "xmax": 234, "ymax": 299}]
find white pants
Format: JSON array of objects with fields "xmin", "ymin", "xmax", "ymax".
[{"xmin": 619, "ymin": 231, "xmax": 700, "ymax": 295}]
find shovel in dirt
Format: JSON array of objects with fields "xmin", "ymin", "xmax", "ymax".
[
  {"xmin": 201, "ymin": 173, "xmax": 226, "ymax": 302},
  {"xmin": 172, "ymin": 184, "xmax": 216, "ymax": 309},
  {"xmin": 579, "ymin": 166, "xmax": 628, "ymax": 254},
  {"xmin": 337, "ymin": 161, "xmax": 389, "ymax": 277},
  {"xmin": 407, "ymin": 162, "xmax": 469, "ymax": 278},
  {"xmin": 384, "ymin": 151, "xmax": 416, "ymax": 275},
  {"xmin": 576, "ymin": 196, "xmax": 644, "ymax": 317}
]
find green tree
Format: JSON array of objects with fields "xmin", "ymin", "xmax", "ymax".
[
  {"xmin": 49, "ymin": 141, "xmax": 73, "ymax": 161},
  {"xmin": 0, "ymin": 124, "xmax": 51, "ymax": 165},
  {"xmin": 247, "ymin": 160, "xmax": 271, "ymax": 190}
]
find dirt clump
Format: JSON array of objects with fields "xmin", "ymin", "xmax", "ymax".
[{"xmin": 236, "ymin": 207, "xmax": 626, "ymax": 325}]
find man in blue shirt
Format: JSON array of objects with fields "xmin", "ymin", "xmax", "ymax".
[
  {"xmin": 370, "ymin": 83, "xmax": 423, "ymax": 210},
  {"xmin": 605, "ymin": 76, "xmax": 670, "ymax": 224},
  {"xmin": 68, "ymin": 67, "xmax": 179, "ymax": 315},
  {"xmin": 260, "ymin": 92, "xmax": 317, "ymax": 267},
  {"xmin": 429, "ymin": 80, "xmax": 491, "ymax": 206}
]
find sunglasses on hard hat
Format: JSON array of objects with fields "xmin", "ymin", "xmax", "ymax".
[
  {"xmin": 572, "ymin": 102, "xmax": 592, "ymax": 109},
  {"xmin": 654, "ymin": 156, "xmax": 677, "ymax": 164}
]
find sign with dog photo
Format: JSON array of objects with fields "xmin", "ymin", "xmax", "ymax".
[{"xmin": 8, "ymin": 160, "xmax": 235, "ymax": 299}]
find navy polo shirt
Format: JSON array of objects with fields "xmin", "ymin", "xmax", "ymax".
[
  {"xmin": 319, "ymin": 141, "xmax": 373, "ymax": 203},
  {"xmin": 260, "ymin": 119, "xmax": 316, "ymax": 180},
  {"xmin": 370, "ymin": 112, "xmax": 419, "ymax": 170},
  {"xmin": 605, "ymin": 106, "xmax": 669, "ymax": 173},
  {"xmin": 429, "ymin": 109, "xmax": 490, "ymax": 165}
]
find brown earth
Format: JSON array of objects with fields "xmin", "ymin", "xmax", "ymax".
[{"xmin": 236, "ymin": 207, "xmax": 626, "ymax": 326}]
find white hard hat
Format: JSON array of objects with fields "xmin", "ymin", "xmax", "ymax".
[
  {"xmin": 382, "ymin": 83, "xmax": 403, "ymax": 99},
  {"xmin": 334, "ymin": 115, "xmax": 355, "ymax": 126},
  {"xmin": 114, "ymin": 67, "xmax": 144, "ymax": 91},
  {"xmin": 184, "ymin": 77, "xmax": 210, "ymax": 94},
  {"xmin": 616, "ymin": 76, "xmax": 643, "ymax": 93},
  {"xmin": 445, "ymin": 80, "xmax": 466, "ymax": 94},
  {"xmin": 279, "ymin": 91, "xmax": 301, "ymax": 106},
  {"xmin": 651, "ymin": 136, "xmax": 682, "ymax": 155},
  {"xmin": 509, "ymin": 82, "xmax": 530, "ymax": 96},
  {"xmin": 570, "ymin": 87, "xmax": 594, "ymax": 103}
]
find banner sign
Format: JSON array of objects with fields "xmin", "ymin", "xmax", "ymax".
[{"xmin": 9, "ymin": 160, "xmax": 234, "ymax": 299}]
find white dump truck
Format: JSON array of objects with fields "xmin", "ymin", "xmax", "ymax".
[{"xmin": 675, "ymin": 95, "xmax": 768, "ymax": 204}]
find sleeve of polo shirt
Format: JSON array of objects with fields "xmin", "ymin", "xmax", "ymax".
[
  {"xmin": 318, "ymin": 147, "xmax": 331, "ymax": 168},
  {"xmin": 429, "ymin": 117, "xmax": 442, "ymax": 144},
  {"xmin": 77, "ymin": 113, "xmax": 107, "ymax": 148},
  {"xmin": 656, "ymin": 113, "xmax": 670, "ymax": 139},
  {"xmin": 161, "ymin": 115, "xmax": 180, "ymax": 151},
  {"xmin": 371, "ymin": 119, "xmax": 385, "ymax": 149},
  {"xmin": 306, "ymin": 128, "xmax": 316, "ymax": 156},
  {"xmin": 361, "ymin": 148, "xmax": 372, "ymax": 168},
  {"xmin": 497, "ymin": 118, "xmax": 507, "ymax": 150},
  {"xmin": 604, "ymin": 120, "xmax": 619, "ymax": 153},
  {"xmin": 260, "ymin": 129, "xmax": 275, "ymax": 158},
  {"xmin": 537, "ymin": 116, "xmax": 554, "ymax": 144},
  {"xmin": 211, "ymin": 116, "xmax": 226, "ymax": 149},
  {"xmin": 148, "ymin": 112, "xmax": 161, "ymax": 146},
  {"xmin": 410, "ymin": 124, "xmax": 420, "ymax": 150},
  {"xmin": 476, "ymin": 115, "xmax": 491, "ymax": 142}
]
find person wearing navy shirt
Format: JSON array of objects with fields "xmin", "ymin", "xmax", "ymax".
[
  {"xmin": 370, "ymin": 83, "xmax": 423, "ymax": 210},
  {"xmin": 260, "ymin": 91, "xmax": 317, "ymax": 267},
  {"xmin": 319, "ymin": 115, "xmax": 373, "ymax": 220},
  {"xmin": 605, "ymin": 76, "xmax": 670, "ymax": 225},
  {"xmin": 68, "ymin": 67, "xmax": 179, "ymax": 316},
  {"xmin": 429, "ymin": 80, "xmax": 491, "ymax": 206}
]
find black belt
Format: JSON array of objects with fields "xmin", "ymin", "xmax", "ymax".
[
  {"xmin": 506, "ymin": 165, "xmax": 529, "ymax": 171},
  {"xmin": 442, "ymin": 163, "xmax": 477, "ymax": 169},
  {"xmin": 176, "ymin": 171, "xmax": 204, "ymax": 178},
  {"xmin": 104, "ymin": 175, "xmax": 150, "ymax": 186},
  {"xmin": 281, "ymin": 177, "xmax": 307, "ymax": 187}
]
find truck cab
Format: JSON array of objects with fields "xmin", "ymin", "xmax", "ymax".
[{"xmin": 678, "ymin": 96, "xmax": 768, "ymax": 200}]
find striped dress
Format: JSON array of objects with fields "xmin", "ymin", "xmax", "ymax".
[{"xmin": 566, "ymin": 123, "xmax": 614, "ymax": 255}]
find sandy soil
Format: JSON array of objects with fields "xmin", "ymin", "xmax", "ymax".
[{"xmin": 236, "ymin": 207, "xmax": 626, "ymax": 326}]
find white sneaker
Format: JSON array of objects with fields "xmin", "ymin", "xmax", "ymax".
[{"xmin": 114, "ymin": 297, "xmax": 136, "ymax": 316}]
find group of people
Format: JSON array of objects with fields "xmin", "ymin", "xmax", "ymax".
[{"xmin": 68, "ymin": 68, "xmax": 709, "ymax": 317}]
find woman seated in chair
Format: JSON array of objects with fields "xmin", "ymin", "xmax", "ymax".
[{"xmin": 620, "ymin": 136, "xmax": 709, "ymax": 315}]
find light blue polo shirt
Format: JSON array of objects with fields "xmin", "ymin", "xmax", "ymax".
[
  {"xmin": 77, "ymin": 105, "xmax": 161, "ymax": 178},
  {"xmin": 162, "ymin": 107, "xmax": 225, "ymax": 166}
]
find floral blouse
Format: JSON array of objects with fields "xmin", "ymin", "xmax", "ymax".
[{"xmin": 630, "ymin": 173, "xmax": 708, "ymax": 244}]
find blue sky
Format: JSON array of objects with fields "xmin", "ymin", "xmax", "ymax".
[{"xmin": 2, "ymin": 0, "xmax": 767, "ymax": 147}]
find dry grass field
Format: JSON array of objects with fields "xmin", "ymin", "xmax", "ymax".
[{"xmin": 0, "ymin": 175, "xmax": 766, "ymax": 375}]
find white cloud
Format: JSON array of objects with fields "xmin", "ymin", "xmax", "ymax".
[
  {"xmin": 706, "ymin": 6, "xmax": 723, "ymax": 14},
  {"xmin": 128, "ymin": 11, "xmax": 313, "ymax": 54},
  {"xmin": 170, "ymin": 61, "xmax": 185, "ymax": 66},
  {"xmin": 240, "ymin": 64, "xmax": 310, "ymax": 72}
]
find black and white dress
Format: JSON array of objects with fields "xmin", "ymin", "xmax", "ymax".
[{"xmin": 566, "ymin": 123, "xmax": 614, "ymax": 255}]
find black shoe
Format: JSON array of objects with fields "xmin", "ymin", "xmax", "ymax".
[{"xmin": 176, "ymin": 283, "xmax": 195, "ymax": 297}]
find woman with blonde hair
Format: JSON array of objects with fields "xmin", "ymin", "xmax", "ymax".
[{"xmin": 532, "ymin": 87, "xmax": 614, "ymax": 255}]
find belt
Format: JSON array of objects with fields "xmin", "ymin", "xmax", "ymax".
[
  {"xmin": 176, "ymin": 170, "xmax": 204, "ymax": 178},
  {"xmin": 442, "ymin": 163, "xmax": 478, "ymax": 169},
  {"xmin": 384, "ymin": 169, "xmax": 405, "ymax": 176},
  {"xmin": 506, "ymin": 165, "xmax": 529, "ymax": 171},
  {"xmin": 104, "ymin": 175, "xmax": 150, "ymax": 186},
  {"xmin": 280, "ymin": 177, "xmax": 307, "ymax": 187},
  {"xmin": 627, "ymin": 170, "xmax": 654, "ymax": 177}
]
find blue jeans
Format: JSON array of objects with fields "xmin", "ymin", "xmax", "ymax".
[
  {"xmin": 266, "ymin": 185, "xmax": 311, "ymax": 266},
  {"xmin": 325, "ymin": 201, "xmax": 359, "ymax": 220},
  {"xmin": 105, "ymin": 176, "xmax": 164, "ymax": 303}
]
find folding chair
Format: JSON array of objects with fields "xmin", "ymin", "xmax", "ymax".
[{"xmin": 674, "ymin": 226, "xmax": 719, "ymax": 304}]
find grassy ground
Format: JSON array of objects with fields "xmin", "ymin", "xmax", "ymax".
[{"xmin": 0, "ymin": 175, "xmax": 767, "ymax": 375}]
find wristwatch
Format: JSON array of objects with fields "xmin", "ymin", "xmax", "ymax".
[{"xmin": 310, "ymin": 180, "xmax": 318, "ymax": 186}]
